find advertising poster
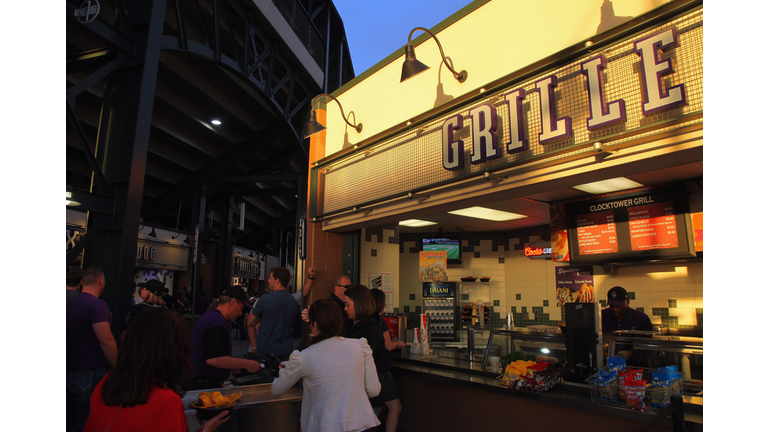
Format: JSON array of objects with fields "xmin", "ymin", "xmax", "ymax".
[
  {"xmin": 549, "ymin": 202, "xmax": 570, "ymax": 262},
  {"xmin": 555, "ymin": 265, "xmax": 595, "ymax": 306},
  {"xmin": 369, "ymin": 272, "xmax": 395, "ymax": 312},
  {"xmin": 419, "ymin": 251, "xmax": 448, "ymax": 281},
  {"xmin": 691, "ymin": 212, "xmax": 703, "ymax": 252}
]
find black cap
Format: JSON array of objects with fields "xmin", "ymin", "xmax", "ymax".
[
  {"xmin": 607, "ymin": 286, "xmax": 628, "ymax": 306},
  {"xmin": 145, "ymin": 279, "xmax": 165, "ymax": 293},
  {"xmin": 224, "ymin": 286, "xmax": 253, "ymax": 310}
]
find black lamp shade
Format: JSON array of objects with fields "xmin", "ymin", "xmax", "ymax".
[
  {"xmin": 400, "ymin": 44, "xmax": 431, "ymax": 82},
  {"xmin": 304, "ymin": 110, "xmax": 327, "ymax": 138}
]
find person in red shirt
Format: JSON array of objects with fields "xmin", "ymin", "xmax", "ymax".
[{"xmin": 84, "ymin": 307, "xmax": 229, "ymax": 432}]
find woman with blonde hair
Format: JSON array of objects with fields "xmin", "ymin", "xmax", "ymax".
[{"xmin": 272, "ymin": 299, "xmax": 381, "ymax": 432}]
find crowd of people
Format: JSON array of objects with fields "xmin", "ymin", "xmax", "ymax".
[{"xmin": 66, "ymin": 265, "xmax": 406, "ymax": 432}]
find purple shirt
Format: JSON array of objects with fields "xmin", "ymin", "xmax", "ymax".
[
  {"xmin": 601, "ymin": 307, "xmax": 652, "ymax": 333},
  {"xmin": 66, "ymin": 292, "xmax": 112, "ymax": 370},
  {"xmin": 191, "ymin": 309, "xmax": 232, "ymax": 381}
]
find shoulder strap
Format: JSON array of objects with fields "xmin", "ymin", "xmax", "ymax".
[{"xmin": 104, "ymin": 406, "xmax": 122, "ymax": 432}]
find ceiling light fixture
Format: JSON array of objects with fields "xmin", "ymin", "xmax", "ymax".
[
  {"xmin": 211, "ymin": 119, "xmax": 221, "ymax": 125},
  {"xmin": 399, "ymin": 219, "xmax": 438, "ymax": 227},
  {"xmin": 66, "ymin": 186, "xmax": 81, "ymax": 206},
  {"xmin": 304, "ymin": 93, "xmax": 363, "ymax": 138},
  {"xmin": 572, "ymin": 177, "xmax": 644, "ymax": 194},
  {"xmin": 448, "ymin": 206, "xmax": 528, "ymax": 222},
  {"xmin": 400, "ymin": 27, "xmax": 468, "ymax": 83}
]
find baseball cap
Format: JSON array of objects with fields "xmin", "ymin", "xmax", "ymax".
[
  {"xmin": 224, "ymin": 286, "xmax": 253, "ymax": 309},
  {"xmin": 606, "ymin": 286, "xmax": 628, "ymax": 306},
  {"xmin": 145, "ymin": 279, "xmax": 165, "ymax": 293}
]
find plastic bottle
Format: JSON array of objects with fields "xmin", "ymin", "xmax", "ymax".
[{"xmin": 681, "ymin": 355, "xmax": 691, "ymax": 381}]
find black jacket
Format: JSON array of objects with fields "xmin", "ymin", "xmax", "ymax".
[
  {"xmin": 345, "ymin": 315, "xmax": 385, "ymax": 367},
  {"xmin": 345, "ymin": 313, "xmax": 386, "ymax": 406}
]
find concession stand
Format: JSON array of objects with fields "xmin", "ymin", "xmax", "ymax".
[{"xmin": 302, "ymin": 0, "xmax": 704, "ymax": 431}]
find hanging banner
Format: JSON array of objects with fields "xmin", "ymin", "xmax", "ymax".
[{"xmin": 555, "ymin": 265, "xmax": 594, "ymax": 306}]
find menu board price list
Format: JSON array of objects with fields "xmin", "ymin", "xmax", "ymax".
[
  {"xmin": 575, "ymin": 210, "xmax": 618, "ymax": 255},
  {"xmin": 628, "ymin": 202, "xmax": 679, "ymax": 251}
]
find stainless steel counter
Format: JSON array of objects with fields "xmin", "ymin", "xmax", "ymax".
[{"xmin": 182, "ymin": 383, "xmax": 302, "ymax": 432}]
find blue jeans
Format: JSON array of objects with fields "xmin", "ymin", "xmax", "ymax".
[{"xmin": 66, "ymin": 367, "xmax": 108, "ymax": 432}]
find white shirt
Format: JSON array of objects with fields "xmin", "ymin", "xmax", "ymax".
[{"xmin": 271, "ymin": 337, "xmax": 381, "ymax": 432}]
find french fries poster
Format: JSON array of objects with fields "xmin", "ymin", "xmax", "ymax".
[
  {"xmin": 419, "ymin": 251, "xmax": 448, "ymax": 281},
  {"xmin": 555, "ymin": 265, "xmax": 594, "ymax": 306}
]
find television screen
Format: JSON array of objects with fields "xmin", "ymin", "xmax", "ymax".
[
  {"xmin": 422, "ymin": 237, "xmax": 462, "ymax": 265},
  {"xmin": 564, "ymin": 186, "xmax": 695, "ymax": 264}
]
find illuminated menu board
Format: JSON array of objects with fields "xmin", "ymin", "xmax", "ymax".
[
  {"xmin": 628, "ymin": 202, "xmax": 678, "ymax": 251},
  {"xmin": 564, "ymin": 186, "xmax": 695, "ymax": 264},
  {"xmin": 576, "ymin": 210, "xmax": 618, "ymax": 255}
]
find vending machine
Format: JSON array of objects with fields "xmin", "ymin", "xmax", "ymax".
[{"xmin": 422, "ymin": 281, "xmax": 459, "ymax": 342}]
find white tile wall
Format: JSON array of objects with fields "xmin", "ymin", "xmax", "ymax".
[{"xmin": 396, "ymin": 237, "xmax": 703, "ymax": 328}]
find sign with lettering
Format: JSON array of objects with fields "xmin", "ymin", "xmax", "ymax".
[
  {"xmin": 422, "ymin": 282, "xmax": 456, "ymax": 298},
  {"xmin": 555, "ymin": 265, "xmax": 594, "ymax": 306},
  {"xmin": 525, "ymin": 246, "xmax": 552, "ymax": 259},
  {"xmin": 136, "ymin": 239, "xmax": 189, "ymax": 270},
  {"xmin": 419, "ymin": 251, "xmax": 448, "ymax": 281},
  {"xmin": 564, "ymin": 186, "xmax": 695, "ymax": 264},
  {"xmin": 74, "ymin": 0, "xmax": 100, "ymax": 24},
  {"xmin": 441, "ymin": 27, "xmax": 688, "ymax": 172},
  {"xmin": 234, "ymin": 257, "xmax": 260, "ymax": 279},
  {"xmin": 314, "ymin": 9, "xmax": 703, "ymax": 218}
]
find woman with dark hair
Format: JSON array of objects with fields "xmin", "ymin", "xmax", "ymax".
[
  {"xmin": 370, "ymin": 288, "xmax": 404, "ymax": 432},
  {"xmin": 342, "ymin": 285, "xmax": 388, "ymax": 415},
  {"xmin": 272, "ymin": 299, "xmax": 381, "ymax": 432},
  {"xmin": 84, "ymin": 307, "xmax": 229, "ymax": 432}
]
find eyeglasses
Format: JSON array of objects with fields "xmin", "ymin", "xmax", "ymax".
[{"xmin": 336, "ymin": 284, "xmax": 351, "ymax": 289}]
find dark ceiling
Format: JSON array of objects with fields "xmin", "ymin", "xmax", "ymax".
[{"xmin": 66, "ymin": 0, "xmax": 355, "ymax": 257}]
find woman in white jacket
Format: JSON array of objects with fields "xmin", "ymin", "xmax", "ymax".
[{"xmin": 271, "ymin": 298, "xmax": 381, "ymax": 432}]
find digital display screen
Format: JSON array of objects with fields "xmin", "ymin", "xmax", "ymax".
[
  {"xmin": 422, "ymin": 237, "xmax": 462, "ymax": 264},
  {"xmin": 565, "ymin": 186, "xmax": 695, "ymax": 264}
]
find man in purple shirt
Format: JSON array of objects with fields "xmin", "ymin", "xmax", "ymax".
[
  {"xmin": 66, "ymin": 267, "xmax": 118, "ymax": 432},
  {"xmin": 601, "ymin": 286, "xmax": 652, "ymax": 362}
]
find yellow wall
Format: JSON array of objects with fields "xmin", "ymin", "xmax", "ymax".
[{"xmin": 321, "ymin": 0, "xmax": 669, "ymax": 157}]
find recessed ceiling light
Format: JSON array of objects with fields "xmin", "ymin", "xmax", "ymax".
[
  {"xmin": 399, "ymin": 219, "xmax": 437, "ymax": 227},
  {"xmin": 572, "ymin": 177, "xmax": 644, "ymax": 194},
  {"xmin": 447, "ymin": 206, "xmax": 527, "ymax": 221},
  {"xmin": 211, "ymin": 119, "xmax": 222, "ymax": 125}
]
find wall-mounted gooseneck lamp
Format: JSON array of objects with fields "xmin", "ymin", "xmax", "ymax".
[
  {"xmin": 400, "ymin": 27, "xmax": 468, "ymax": 83},
  {"xmin": 304, "ymin": 93, "xmax": 363, "ymax": 139}
]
